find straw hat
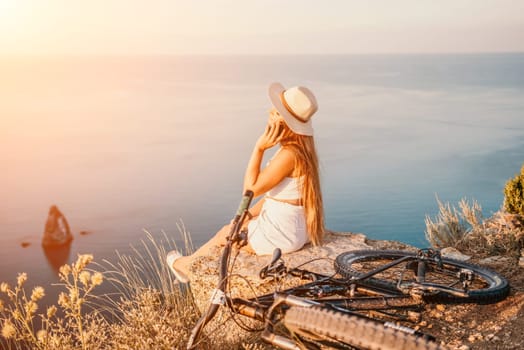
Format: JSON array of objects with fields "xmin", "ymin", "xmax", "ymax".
[{"xmin": 268, "ymin": 82, "xmax": 318, "ymax": 136}]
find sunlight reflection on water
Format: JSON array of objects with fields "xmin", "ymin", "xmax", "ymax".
[{"xmin": 1, "ymin": 54, "xmax": 523, "ymax": 294}]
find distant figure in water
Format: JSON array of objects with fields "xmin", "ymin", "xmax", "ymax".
[{"xmin": 42, "ymin": 205, "xmax": 73, "ymax": 247}]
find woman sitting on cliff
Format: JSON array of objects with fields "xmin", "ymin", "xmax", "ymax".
[{"xmin": 167, "ymin": 82, "xmax": 325, "ymax": 283}]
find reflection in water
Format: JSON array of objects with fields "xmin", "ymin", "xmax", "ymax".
[
  {"xmin": 43, "ymin": 243, "xmax": 72, "ymax": 274},
  {"xmin": 42, "ymin": 205, "xmax": 74, "ymax": 273}
]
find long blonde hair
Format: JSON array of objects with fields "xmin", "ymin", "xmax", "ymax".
[{"xmin": 282, "ymin": 129, "xmax": 325, "ymax": 246}]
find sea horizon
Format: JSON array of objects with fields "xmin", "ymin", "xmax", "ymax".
[{"xmin": 1, "ymin": 52, "xmax": 523, "ymax": 291}]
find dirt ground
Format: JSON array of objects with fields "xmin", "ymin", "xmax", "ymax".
[
  {"xmin": 416, "ymin": 258, "xmax": 524, "ymax": 350},
  {"xmin": 366, "ymin": 239, "xmax": 524, "ymax": 350}
]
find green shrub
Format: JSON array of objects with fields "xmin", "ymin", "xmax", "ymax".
[{"xmin": 503, "ymin": 163, "xmax": 524, "ymax": 216}]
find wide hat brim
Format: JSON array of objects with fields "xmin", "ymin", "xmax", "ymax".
[{"xmin": 268, "ymin": 82, "xmax": 314, "ymax": 136}]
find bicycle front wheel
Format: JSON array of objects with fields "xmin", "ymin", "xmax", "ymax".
[
  {"xmin": 283, "ymin": 306, "xmax": 441, "ymax": 350},
  {"xmin": 335, "ymin": 250, "xmax": 509, "ymax": 303}
]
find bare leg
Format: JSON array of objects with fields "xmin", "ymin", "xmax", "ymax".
[{"xmin": 172, "ymin": 223, "xmax": 255, "ymax": 278}]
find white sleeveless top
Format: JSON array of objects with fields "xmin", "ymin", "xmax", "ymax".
[
  {"xmin": 266, "ymin": 176, "xmax": 303, "ymax": 200},
  {"xmin": 265, "ymin": 147, "xmax": 303, "ymax": 200},
  {"xmin": 248, "ymin": 147, "xmax": 308, "ymax": 255}
]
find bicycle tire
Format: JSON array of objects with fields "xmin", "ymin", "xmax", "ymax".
[
  {"xmin": 283, "ymin": 306, "xmax": 442, "ymax": 350},
  {"xmin": 335, "ymin": 250, "xmax": 509, "ymax": 304}
]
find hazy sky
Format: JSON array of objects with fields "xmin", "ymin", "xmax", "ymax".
[{"xmin": 1, "ymin": 0, "xmax": 523, "ymax": 54}]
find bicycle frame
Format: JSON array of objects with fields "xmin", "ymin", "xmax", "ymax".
[
  {"xmin": 187, "ymin": 190, "xmax": 254, "ymax": 348},
  {"xmin": 345, "ymin": 249, "xmax": 473, "ymax": 298},
  {"xmin": 186, "ymin": 191, "xmax": 433, "ymax": 349}
]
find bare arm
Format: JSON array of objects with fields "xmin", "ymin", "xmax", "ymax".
[{"xmin": 243, "ymin": 122, "xmax": 295, "ymax": 197}]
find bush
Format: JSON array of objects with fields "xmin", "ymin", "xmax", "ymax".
[
  {"xmin": 424, "ymin": 197, "xmax": 471, "ymax": 248},
  {"xmin": 503, "ymin": 163, "xmax": 524, "ymax": 216},
  {"xmin": 425, "ymin": 195, "xmax": 523, "ymax": 256}
]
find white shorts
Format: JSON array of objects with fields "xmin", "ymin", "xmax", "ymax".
[{"xmin": 247, "ymin": 198, "xmax": 308, "ymax": 255}]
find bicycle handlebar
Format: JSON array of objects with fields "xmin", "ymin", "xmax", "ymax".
[
  {"xmin": 236, "ymin": 190, "xmax": 254, "ymax": 217},
  {"xmin": 187, "ymin": 190, "xmax": 254, "ymax": 349}
]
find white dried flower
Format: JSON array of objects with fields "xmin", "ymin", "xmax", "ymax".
[
  {"xmin": 1, "ymin": 320, "xmax": 16, "ymax": 339},
  {"xmin": 25, "ymin": 301, "xmax": 38, "ymax": 315},
  {"xmin": 0, "ymin": 282, "xmax": 8, "ymax": 293},
  {"xmin": 31, "ymin": 286, "xmax": 45, "ymax": 301},
  {"xmin": 37, "ymin": 329, "xmax": 47, "ymax": 342},
  {"xmin": 59, "ymin": 264, "xmax": 71, "ymax": 277},
  {"xmin": 91, "ymin": 272, "xmax": 103, "ymax": 286},
  {"xmin": 17, "ymin": 272, "xmax": 27, "ymax": 287},
  {"xmin": 79, "ymin": 271, "xmax": 91, "ymax": 287},
  {"xmin": 47, "ymin": 305, "xmax": 57, "ymax": 318},
  {"xmin": 12, "ymin": 309, "xmax": 22, "ymax": 320},
  {"xmin": 58, "ymin": 292, "xmax": 69, "ymax": 308},
  {"xmin": 74, "ymin": 254, "xmax": 93, "ymax": 272}
]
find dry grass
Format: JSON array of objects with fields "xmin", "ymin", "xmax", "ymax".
[
  {"xmin": 425, "ymin": 196, "xmax": 524, "ymax": 257},
  {"xmin": 5, "ymin": 201, "xmax": 520, "ymax": 349},
  {"xmin": 0, "ymin": 222, "xmax": 213, "ymax": 350},
  {"xmin": 424, "ymin": 196, "xmax": 468, "ymax": 248}
]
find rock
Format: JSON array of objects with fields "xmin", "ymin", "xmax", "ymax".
[
  {"xmin": 433, "ymin": 311, "xmax": 444, "ymax": 319},
  {"xmin": 440, "ymin": 247, "xmax": 471, "ymax": 261},
  {"xmin": 479, "ymin": 256, "xmax": 513, "ymax": 267},
  {"xmin": 42, "ymin": 205, "xmax": 73, "ymax": 247},
  {"xmin": 189, "ymin": 231, "xmax": 371, "ymax": 311},
  {"xmin": 519, "ymin": 257, "xmax": 524, "ymax": 268},
  {"xmin": 468, "ymin": 333, "xmax": 483, "ymax": 342},
  {"xmin": 186, "ymin": 231, "xmax": 372, "ymax": 346}
]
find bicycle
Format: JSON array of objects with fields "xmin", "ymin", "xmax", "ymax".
[{"xmin": 185, "ymin": 190, "xmax": 510, "ymax": 350}]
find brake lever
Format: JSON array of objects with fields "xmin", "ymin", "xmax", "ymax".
[
  {"xmin": 270, "ymin": 248, "xmax": 282, "ymax": 264},
  {"xmin": 259, "ymin": 248, "xmax": 286, "ymax": 280}
]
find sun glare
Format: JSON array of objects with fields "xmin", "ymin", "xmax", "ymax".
[
  {"xmin": 0, "ymin": 0, "xmax": 16, "ymax": 16},
  {"xmin": 0, "ymin": 0, "xmax": 23, "ymax": 26}
]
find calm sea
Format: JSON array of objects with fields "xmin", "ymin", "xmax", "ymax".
[{"xmin": 1, "ymin": 53, "xmax": 524, "ymax": 290}]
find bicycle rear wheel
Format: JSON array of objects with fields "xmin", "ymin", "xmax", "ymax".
[
  {"xmin": 335, "ymin": 250, "xmax": 509, "ymax": 303},
  {"xmin": 283, "ymin": 306, "xmax": 441, "ymax": 350}
]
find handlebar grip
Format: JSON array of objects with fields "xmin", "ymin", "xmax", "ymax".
[{"xmin": 236, "ymin": 190, "xmax": 254, "ymax": 217}]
